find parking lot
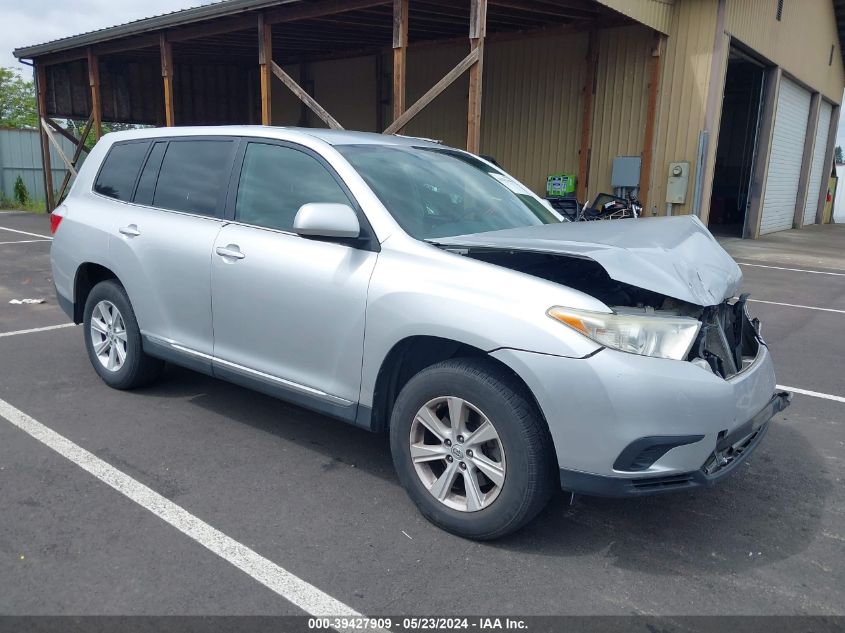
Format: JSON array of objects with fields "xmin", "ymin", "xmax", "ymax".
[{"xmin": 0, "ymin": 210, "xmax": 843, "ymax": 618}]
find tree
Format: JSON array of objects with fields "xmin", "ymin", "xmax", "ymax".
[
  {"xmin": 835, "ymin": 146, "xmax": 844, "ymax": 165},
  {"xmin": 13, "ymin": 176, "xmax": 29, "ymax": 205},
  {"xmin": 0, "ymin": 67, "xmax": 37, "ymax": 129}
]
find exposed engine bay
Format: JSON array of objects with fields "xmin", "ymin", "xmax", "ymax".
[{"xmin": 458, "ymin": 249, "xmax": 761, "ymax": 379}]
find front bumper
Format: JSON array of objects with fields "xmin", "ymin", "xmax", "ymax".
[
  {"xmin": 558, "ymin": 390, "xmax": 791, "ymax": 497},
  {"xmin": 491, "ymin": 331, "xmax": 787, "ymax": 496}
]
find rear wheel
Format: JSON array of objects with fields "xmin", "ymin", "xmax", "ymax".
[
  {"xmin": 390, "ymin": 358, "xmax": 555, "ymax": 540},
  {"xmin": 83, "ymin": 280, "xmax": 164, "ymax": 389}
]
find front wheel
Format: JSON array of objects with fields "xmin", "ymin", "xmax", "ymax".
[
  {"xmin": 390, "ymin": 358, "xmax": 556, "ymax": 540},
  {"xmin": 83, "ymin": 280, "xmax": 164, "ymax": 390}
]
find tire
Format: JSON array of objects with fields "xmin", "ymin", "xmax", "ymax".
[
  {"xmin": 83, "ymin": 279, "xmax": 164, "ymax": 390},
  {"xmin": 390, "ymin": 357, "xmax": 556, "ymax": 540}
]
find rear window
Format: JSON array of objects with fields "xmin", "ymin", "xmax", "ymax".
[
  {"xmin": 94, "ymin": 141, "xmax": 150, "ymax": 201},
  {"xmin": 152, "ymin": 140, "xmax": 234, "ymax": 216}
]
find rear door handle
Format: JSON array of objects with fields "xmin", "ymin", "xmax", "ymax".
[
  {"xmin": 216, "ymin": 245, "xmax": 245, "ymax": 260},
  {"xmin": 119, "ymin": 224, "xmax": 141, "ymax": 237}
]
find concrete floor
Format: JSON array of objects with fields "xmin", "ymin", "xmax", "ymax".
[
  {"xmin": 719, "ymin": 223, "xmax": 845, "ymax": 271},
  {"xmin": 0, "ymin": 212, "xmax": 843, "ymax": 618}
]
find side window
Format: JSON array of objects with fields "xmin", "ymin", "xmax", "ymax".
[
  {"xmin": 133, "ymin": 141, "xmax": 167, "ymax": 206},
  {"xmin": 153, "ymin": 140, "xmax": 233, "ymax": 215},
  {"xmin": 235, "ymin": 142, "xmax": 351, "ymax": 232},
  {"xmin": 94, "ymin": 141, "xmax": 150, "ymax": 201}
]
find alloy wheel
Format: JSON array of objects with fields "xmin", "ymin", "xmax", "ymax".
[
  {"xmin": 90, "ymin": 300, "xmax": 128, "ymax": 372},
  {"xmin": 409, "ymin": 396, "xmax": 507, "ymax": 512}
]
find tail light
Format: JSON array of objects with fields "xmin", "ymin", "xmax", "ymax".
[{"xmin": 49, "ymin": 211, "xmax": 63, "ymax": 234}]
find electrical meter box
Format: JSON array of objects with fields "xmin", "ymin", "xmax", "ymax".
[
  {"xmin": 610, "ymin": 156, "xmax": 641, "ymax": 188},
  {"xmin": 666, "ymin": 161, "xmax": 690, "ymax": 204}
]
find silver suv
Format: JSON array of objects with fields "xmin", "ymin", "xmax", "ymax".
[{"xmin": 51, "ymin": 126, "xmax": 789, "ymax": 539}]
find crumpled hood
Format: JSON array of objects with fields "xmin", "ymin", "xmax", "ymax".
[{"xmin": 432, "ymin": 215, "xmax": 742, "ymax": 306}]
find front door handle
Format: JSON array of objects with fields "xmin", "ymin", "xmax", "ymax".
[
  {"xmin": 216, "ymin": 245, "xmax": 245, "ymax": 260},
  {"xmin": 119, "ymin": 224, "xmax": 141, "ymax": 237}
]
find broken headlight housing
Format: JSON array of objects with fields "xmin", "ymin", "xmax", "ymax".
[{"xmin": 547, "ymin": 306, "xmax": 701, "ymax": 360}]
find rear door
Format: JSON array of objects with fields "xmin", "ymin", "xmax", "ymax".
[
  {"xmin": 102, "ymin": 137, "xmax": 237, "ymax": 359},
  {"xmin": 210, "ymin": 140, "xmax": 377, "ymax": 417}
]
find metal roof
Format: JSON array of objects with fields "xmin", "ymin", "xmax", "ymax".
[{"xmin": 13, "ymin": 0, "xmax": 299, "ymax": 59}]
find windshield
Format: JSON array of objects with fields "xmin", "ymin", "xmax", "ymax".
[{"xmin": 335, "ymin": 144, "xmax": 560, "ymax": 240}]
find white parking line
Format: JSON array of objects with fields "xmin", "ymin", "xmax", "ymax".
[
  {"xmin": 738, "ymin": 262, "xmax": 845, "ymax": 276},
  {"xmin": 0, "ymin": 239, "xmax": 52, "ymax": 245},
  {"xmin": 0, "ymin": 396, "xmax": 367, "ymax": 622},
  {"xmin": 0, "ymin": 227, "xmax": 53, "ymax": 240},
  {"xmin": 778, "ymin": 385, "xmax": 845, "ymax": 404},
  {"xmin": 748, "ymin": 299, "xmax": 845, "ymax": 314},
  {"xmin": 0, "ymin": 323, "xmax": 76, "ymax": 338}
]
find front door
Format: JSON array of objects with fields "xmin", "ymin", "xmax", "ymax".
[{"xmin": 210, "ymin": 140, "xmax": 377, "ymax": 418}]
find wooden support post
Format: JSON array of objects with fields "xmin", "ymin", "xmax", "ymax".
[
  {"xmin": 392, "ymin": 0, "xmax": 408, "ymax": 132},
  {"xmin": 271, "ymin": 61, "xmax": 343, "ymax": 129},
  {"xmin": 638, "ymin": 32, "xmax": 664, "ymax": 210},
  {"xmin": 576, "ymin": 28, "xmax": 598, "ymax": 202},
  {"xmin": 467, "ymin": 0, "xmax": 487, "ymax": 154},
  {"xmin": 87, "ymin": 49, "xmax": 102, "ymax": 140},
  {"xmin": 259, "ymin": 14, "xmax": 273, "ymax": 125},
  {"xmin": 160, "ymin": 33, "xmax": 175, "ymax": 127},
  {"xmin": 35, "ymin": 64, "xmax": 55, "ymax": 212}
]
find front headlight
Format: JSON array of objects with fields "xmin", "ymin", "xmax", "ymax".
[{"xmin": 547, "ymin": 306, "xmax": 701, "ymax": 360}]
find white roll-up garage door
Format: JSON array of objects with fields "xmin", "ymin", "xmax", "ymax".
[
  {"xmin": 803, "ymin": 100, "xmax": 833, "ymax": 226},
  {"xmin": 760, "ymin": 77, "xmax": 812, "ymax": 235}
]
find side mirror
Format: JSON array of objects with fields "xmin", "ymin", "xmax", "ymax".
[{"xmin": 293, "ymin": 203, "xmax": 360, "ymax": 239}]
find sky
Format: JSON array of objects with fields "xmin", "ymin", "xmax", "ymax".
[
  {"xmin": 0, "ymin": 0, "xmax": 214, "ymax": 70},
  {"xmin": 2, "ymin": 0, "xmax": 844, "ymax": 147}
]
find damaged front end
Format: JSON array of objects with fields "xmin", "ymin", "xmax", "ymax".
[
  {"xmin": 431, "ymin": 215, "xmax": 793, "ymax": 494},
  {"xmin": 433, "ymin": 218, "xmax": 765, "ymax": 380},
  {"xmin": 690, "ymin": 293, "xmax": 761, "ymax": 379}
]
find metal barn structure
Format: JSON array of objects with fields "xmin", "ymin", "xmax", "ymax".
[{"xmin": 13, "ymin": 0, "xmax": 845, "ymax": 238}]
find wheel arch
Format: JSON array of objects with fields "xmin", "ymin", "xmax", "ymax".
[
  {"xmin": 72, "ymin": 262, "xmax": 121, "ymax": 324},
  {"xmin": 366, "ymin": 335, "xmax": 549, "ymax": 439}
]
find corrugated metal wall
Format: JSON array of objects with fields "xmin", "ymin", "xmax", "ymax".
[
  {"xmin": 305, "ymin": 55, "xmax": 380, "ymax": 132},
  {"xmin": 47, "ymin": 57, "xmax": 260, "ymax": 125},
  {"xmin": 399, "ymin": 33, "xmax": 591, "ymax": 195},
  {"xmin": 283, "ymin": 27, "xmax": 653, "ymax": 198},
  {"xmin": 726, "ymin": 0, "xmax": 844, "ymax": 103},
  {"xmin": 649, "ymin": 0, "xmax": 717, "ymax": 215},
  {"xmin": 480, "ymin": 32, "xmax": 588, "ymax": 194},
  {"xmin": 403, "ymin": 45, "xmax": 472, "ymax": 148},
  {"xmin": 594, "ymin": 0, "xmax": 675, "ymax": 34},
  {"xmin": 271, "ymin": 63, "xmax": 305, "ymax": 125},
  {"xmin": 588, "ymin": 24, "xmax": 652, "ymax": 201},
  {"xmin": 0, "ymin": 128, "xmax": 80, "ymax": 204}
]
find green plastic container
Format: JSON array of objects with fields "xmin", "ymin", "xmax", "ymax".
[{"xmin": 546, "ymin": 173, "xmax": 576, "ymax": 197}]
